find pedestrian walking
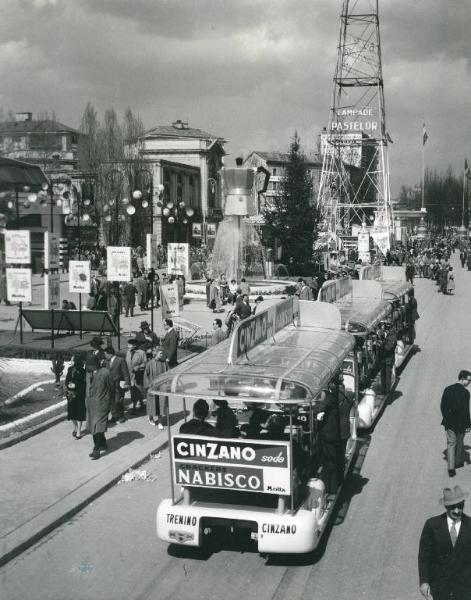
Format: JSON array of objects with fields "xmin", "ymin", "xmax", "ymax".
[
  {"xmin": 122, "ymin": 280, "xmax": 137, "ymax": 317},
  {"xmin": 447, "ymin": 267, "xmax": 455, "ymax": 294},
  {"xmin": 125, "ymin": 338, "xmax": 147, "ymax": 413},
  {"xmin": 104, "ymin": 346, "xmax": 130, "ymax": 423},
  {"xmin": 143, "ymin": 347, "xmax": 168, "ymax": 428},
  {"xmin": 161, "ymin": 318, "xmax": 179, "ymax": 368},
  {"xmin": 86, "ymin": 357, "xmax": 113, "ymax": 460},
  {"xmin": 135, "ymin": 320, "xmax": 159, "ymax": 352},
  {"xmin": 134, "ymin": 271, "xmax": 147, "ymax": 311},
  {"xmin": 418, "ymin": 485, "xmax": 471, "ymax": 600},
  {"xmin": 405, "ymin": 260, "xmax": 415, "ymax": 285},
  {"xmin": 65, "ymin": 355, "xmax": 87, "ymax": 439},
  {"xmin": 406, "ymin": 289, "xmax": 420, "ymax": 345},
  {"xmin": 441, "ymin": 370, "xmax": 471, "ymax": 477}
]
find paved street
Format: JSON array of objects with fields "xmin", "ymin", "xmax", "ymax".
[{"xmin": 1, "ymin": 253, "xmax": 471, "ymax": 600}]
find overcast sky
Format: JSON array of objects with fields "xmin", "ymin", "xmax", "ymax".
[{"xmin": 1, "ymin": 0, "xmax": 469, "ymax": 196}]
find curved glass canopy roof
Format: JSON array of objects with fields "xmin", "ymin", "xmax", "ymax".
[
  {"xmin": 149, "ymin": 325, "xmax": 355, "ymax": 405},
  {"xmin": 378, "ymin": 280, "xmax": 413, "ymax": 301},
  {"xmin": 335, "ymin": 298, "xmax": 392, "ymax": 334}
]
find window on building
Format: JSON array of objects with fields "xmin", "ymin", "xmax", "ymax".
[
  {"xmin": 272, "ymin": 168, "xmax": 277, "ymax": 176},
  {"xmin": 29, "ymin": 133, "xmax": 62, "ymax": 151}
]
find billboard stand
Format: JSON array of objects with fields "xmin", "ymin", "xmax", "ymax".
[
  {"xmin": 19, "ymin": 302, "xmax": 23, "ymax": 345},
  {"xmin": 51, "ymin": 308, "xmax": 55, "ymax": 350}
]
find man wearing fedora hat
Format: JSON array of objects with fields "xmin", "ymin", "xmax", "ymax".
[
  {"xmin": 135, "ymin": 321, "xmax": 159, "ymax": 352},
  {"xmin": 418, "ymin": 485, "xmax": 471, "ymax": 599}
]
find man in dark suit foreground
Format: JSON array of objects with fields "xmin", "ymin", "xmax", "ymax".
[
  {"xmin": 440, "ymin": 370, "xmax": 471, "ymax": 477},
  {"xmin": 418, "ymin": 485, "xmax": 471, "ymax": 599}
]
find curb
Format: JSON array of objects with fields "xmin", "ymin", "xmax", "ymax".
[
  {"xmin": 0, "ymin": 429, "xmax": 172, "ymax": 568},
  {"xmin": 0, "ymin": 411, "xmax": 67, "ymax": 451},
  {"xmin": 0, "ymin": 400, "xmax": 67, "ymax": 441}
]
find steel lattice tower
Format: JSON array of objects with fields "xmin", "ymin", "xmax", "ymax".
[{"xmin": 317, "ymin": 0, "xmax": 393, "ymax": 243}]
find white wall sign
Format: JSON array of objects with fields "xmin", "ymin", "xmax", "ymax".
[
  {"xmin": 107, "ymin": 246, "xmax": 131, "ymax": 282},
  {"xmin": 167, "ymin": 243, "xmax": 189, "ymax": 276},
  {"xmin": 4, "ymin": 230, "xmax": 31, "ymax": 264},
  {"xmin": 6, "ymin": 268, "xmax": 32, "ymax": 302},
  {"xmin": 161, "ymin": 282, "xmax": 180, "ymax": 318},
  {"xmin": 45, "ymin": 272, "xmax": 61, "ymax": 309},
  {"xmin": 44, "ymin": 232, "xmax": 60, "ymax": 270},
  {"xmin": 69, "ymin": 260, "xmax": 91, "ymax": 293}
]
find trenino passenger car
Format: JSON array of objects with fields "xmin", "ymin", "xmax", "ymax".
[{"xmin": 150, "ymin": 276, "xmax": 416, "ymax": 554}]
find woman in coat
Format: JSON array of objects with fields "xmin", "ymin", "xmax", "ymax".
[
  {"xmin": 65, "ymin": 355, "xmax": 87, "ymax": 439},
  {"xmin": 125, "ymin": 338, "xmax": 147, "ymax": 413},
  {"xmin": 143, "ymin": 348, "xmax": 168, "ymax": 428},
  {"xmin": 86, "ymin": 358, "xmax": 113, "ymax": 460}
]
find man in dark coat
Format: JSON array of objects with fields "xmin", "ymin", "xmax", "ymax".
[
  {"xmin": 418, "ymin": 485, "xmax": 471, "ymax": 600},
  {"xmin": 122, "ymin": 280, "xmax": 137, "ymax": 317},
  {"xmin": 441, "ymin": 370, "xmax": 471, "ymax": 477},
  {"xmin": 161, "ymin": 318, "xmax": 178, "ymax": 368},
  {"xmin": 86, "ymin": 358, "xmax": 113, "ymax": 460},
  {"xmin": 104, "ymin": 346, "xmax": 130, "ymax": 423}
]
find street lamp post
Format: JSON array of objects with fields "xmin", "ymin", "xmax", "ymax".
[{"xmin": 132, "ymin": 169, "xmax": 165, "ymax": 333}]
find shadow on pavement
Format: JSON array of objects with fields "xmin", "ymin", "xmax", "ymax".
[{"xmin": 107, "ymin": 430, "xmax": 145, "ymax": 452}]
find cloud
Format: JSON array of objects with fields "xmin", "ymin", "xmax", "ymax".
[{"xmin": 0, "ymin": 0, "xmax": 469, "ymax": 196}]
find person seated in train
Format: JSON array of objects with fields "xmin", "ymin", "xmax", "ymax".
[
  {"xmin": 212, "ymin": 399, "xmax": 240, "ymax": 438},
  {"xmin": 240, "ymin": 405, "xmax": 268, "ymax": 439},
  {"xmin": 179, "ymin": 399, "xmax": 216, "ymax": 436},
  {"xmin": 260, "ymin": 414, "xmax": 310, "ymax": 478}
]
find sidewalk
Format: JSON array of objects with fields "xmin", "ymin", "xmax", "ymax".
[{"xmin": 0, "ymin": 402, "xmax": 193, "ymax": 567}]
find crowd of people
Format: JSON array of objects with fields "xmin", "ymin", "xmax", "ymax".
[{"xmin": 65, "ymin": 317, "xmax": 178, "ymax": 458}]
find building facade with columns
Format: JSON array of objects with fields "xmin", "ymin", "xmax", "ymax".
[{"xmin": 136, "ymin": 119, "xmax": 226, "ymax": 244}]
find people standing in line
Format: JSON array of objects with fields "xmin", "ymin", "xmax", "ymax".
[
  {"xmin": 65, "ymin": 355, "xmax": 87, "ymax": 440},
  {"xmin": 161, "ymin": 318, "xmax": 179, "ymax": 368},
  {"xmin": 122, "ymin": 279, "xmax": 137, "ymax": 317},
  {"xmin": 104, "ymin": 346, "xmax": 130, "ymax": 424},
  {"xmin": 211, "ymin": 318, "xmax": 227, "ymax": 345},
  {"xmin": 135, "ymin": 320, "xmax": 159, "ymax": 352},
  {"xmin": 143, "ymin": 347, "xmax": 168, "ymax": 428},
  {"xmin": 418, "ymin": 485, "xmax": 471, "ymax": 600},
  {"xmin": 86, "ymin": 357, "xmax": 113, "ymax": 460},
  {"xmin": 440, "ymin": 370, "xmax": 471, "ymax": 477},
  {"xmin": 125, "ymin": 338, "xmax": 147, "ymax": 413}
]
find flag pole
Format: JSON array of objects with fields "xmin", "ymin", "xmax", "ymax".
[
  {"xmin": 462, "ymin": 164, "xmax": 466, "ymax": 228},
  {"xmin": 421, "ymin": 135, "xmax": 425, "ymax": 211}
]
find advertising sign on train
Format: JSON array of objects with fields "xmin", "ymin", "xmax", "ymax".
[{"xmin": 172, "ymin": 435, "xmax": 291, "ymax": 495}]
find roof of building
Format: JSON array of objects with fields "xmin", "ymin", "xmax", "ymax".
[
  {"xmin": 0, "ymin": 157, "xmax": 48, "ymax": 187},
  {"xmin": 248, "ymin": 151, "xmax": 321, "ymax": 165},
  {"xmin": 0, "ymin": 119, "xmax": 79, "ymax": 135},
  {"xmin": 143, "ymin": 122, "xmax": 226, "ymax": 142}
]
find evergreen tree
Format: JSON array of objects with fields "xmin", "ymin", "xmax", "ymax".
[{"xmin": 262, "ymin": 132, "xmax": 318, "ymax": 271}]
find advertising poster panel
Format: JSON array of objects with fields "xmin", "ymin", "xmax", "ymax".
[
  {"xmin": 45, "ymin": 272, "xmax": 61, "ymax": 309},
  {"xmin": 6, "ymin": 268, "xmax": 32, "ymax": 302},
  {"xmin": 172, "ymin": 435, "xmax": 291, "ymax": 495},
  {"xmin": 107, "ymin": 246, "xmax": 131, "ymax": 282},
  {"xmin": 191, "ymin": 223, "xmax": 202, "ymax": 238},
  {"xmin": 206, "ymin": 223, "xmax": 217, "ymax": 239},
  {"xmin": 161, "ymin": 282, "xmax": 180, "ymax": 318},
  {"xmin": 69, "ymin": 260, "xmax": 91, "ymax": 294},
  {"xmin": 44, "ymin": 232, "xmax": 60, "ymax": 270},
  {"xmin": 4, "ymin": 230, "xmax": 31, "ymax": 264},
  {"xmin": 146, "ymin": 233, "xmax": 159, "ymax": 270},
  {"xmin": 167, "ymin": 243, "xmax": 189, "ymax": 277}
]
